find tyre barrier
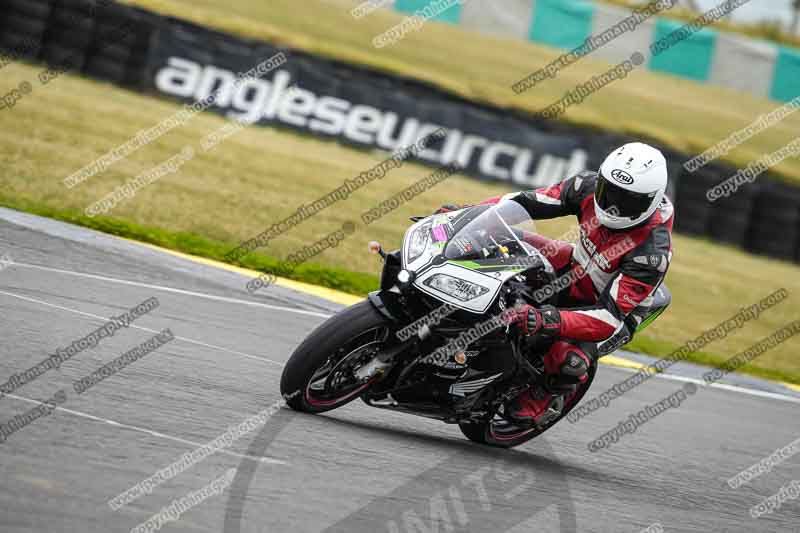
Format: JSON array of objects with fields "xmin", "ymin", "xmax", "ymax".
[
  {"xmin": 708, "ymin": 164, "xmax": 758, "ymax": 249},
  {"xmin": 674, "ymin": 166, "xmax": 718, "ymax": 236},
  {"xmin": 0, "ymin": 8, "xmax": 49, "ymax": 60},
  {"xmin": 1, "ymin": 0, "xmax": 158, "ymax": 87},
  {"xmin": 746, "ymin": 182, "xmax": 800, "ymax": 261},
  {"xmin": 6, "ymin": 0, "xmax": 53, "ymax": 20}
]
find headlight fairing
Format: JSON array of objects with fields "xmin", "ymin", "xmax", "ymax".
[
  {"xmin": 406, "ymin": 222, "xmax": 432, "ymax": 264},
  {"xmin": 423, "ymin": 273, "xmax": 490, "ymax": 302}
]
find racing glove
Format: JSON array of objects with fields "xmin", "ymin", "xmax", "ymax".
[{"xmin": 512, "ymin": 304, "xmax": 561, "ymax": 338}]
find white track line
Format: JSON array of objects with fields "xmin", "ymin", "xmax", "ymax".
[
  {"xmin": 0, "ymin": 289, "xmax": 283, "ymax": 367},
  {"xmin": 3, "ymin": 393, "xmax": 288, "ymax": 465},
  {"xmin": 8, "ymin": 261, "xmax": 332, "ymax": 319},
  {"xmin": 8, "ymin": 263, "xmax": 798, "ymax": 403},
  {"xmin": 606, "ymin": 365, "xmax": 800, "ymax": 404}
]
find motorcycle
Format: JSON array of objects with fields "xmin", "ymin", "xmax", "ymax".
[{"xmin": 280, "ymin": 200, "xmax": 669, "ymax": 448}]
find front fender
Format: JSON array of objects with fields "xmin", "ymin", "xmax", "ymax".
[
  {"xmin": 368, "ymin": 291, "xmax": 395, "ymax": 321},
  {"xmin": 367, "ymin": 290, "xmax": 404, "ymax": 323}
]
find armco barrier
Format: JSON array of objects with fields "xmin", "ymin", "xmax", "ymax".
[{"xmin": 1, "ymin": 0, "xmax": 798, "ymax": 264}]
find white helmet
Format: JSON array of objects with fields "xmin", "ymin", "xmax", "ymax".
[{"xmin": 595, "ymin": 142, "xmax": 668, "ymax": 230}]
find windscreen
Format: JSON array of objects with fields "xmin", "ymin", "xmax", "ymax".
[{"xmin": 443, "ymin": 200, "xmax": 540, "ymax": 262}]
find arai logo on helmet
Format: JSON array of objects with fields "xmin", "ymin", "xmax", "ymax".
[{"xmin": 610, "ymin": 169, "xmax": 634, "ymax": 185}]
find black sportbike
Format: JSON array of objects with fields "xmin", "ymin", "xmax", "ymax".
[{"xmin": 281, "ymin": 200, "xmax": 669, "ymax": 447}]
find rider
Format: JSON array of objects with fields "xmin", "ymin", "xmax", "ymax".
[{"xmin": 439, "ymin": 142, "xmax": 674, "ymax": 426}]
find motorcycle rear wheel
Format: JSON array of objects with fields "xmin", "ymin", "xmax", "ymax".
[{"xmin": 459, "ymin": 362, "xmax": 596, "ymax": 448}]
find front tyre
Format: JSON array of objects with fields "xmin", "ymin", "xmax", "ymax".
[{"xmin": 280, "ymin": 300, "xmax": 392, "ymax": 413}]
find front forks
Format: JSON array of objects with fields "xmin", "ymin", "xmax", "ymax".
[{"xmin": 355, "ymin": 337, "xmax": 416, "ymax": 383}]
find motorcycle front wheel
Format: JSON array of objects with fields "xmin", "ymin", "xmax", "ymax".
[{"xmin": 280, "ymin": 300, "xmax": 392, "ymax": 413}]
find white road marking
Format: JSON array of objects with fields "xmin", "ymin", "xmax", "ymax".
[
  {"xmin": 0, "ymin": 289, "xmax": 284, "ymax": 367},
  {"xmin": 3, "ymin": 392, "xmax": 289, "ymax": 465},
  {"xmin": 6, "ymin": 261, "xmax": 798, "ymax": 404},
  {"xmin": 7, "ymin": 261, "xmax": 332, "ymax": 319},
  {"xmin": 605, "ymin": 365, "xmax": 800, "ymax": 404}
]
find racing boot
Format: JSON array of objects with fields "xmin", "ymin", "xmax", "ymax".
[{"xmin": 508, "ymin": 341, "xmax": 591, "ymax": 427}]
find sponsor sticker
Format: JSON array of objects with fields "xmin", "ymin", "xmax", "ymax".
[{"xmin": 610, "ymin": 169, "xmax": 634, "ymax": 185}]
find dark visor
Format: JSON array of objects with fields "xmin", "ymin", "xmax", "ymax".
[{"xmin": 596, "ymin": 174, "xmax": 655, "ymax": 219}]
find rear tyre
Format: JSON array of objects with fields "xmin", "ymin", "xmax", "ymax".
[
  {"xmin": 280, "ymin": 300, "xmax": 392, "ymax": 414},
  {"xmin": 459, "ymin": 362, "xmax": 597, "ymax": 448}
]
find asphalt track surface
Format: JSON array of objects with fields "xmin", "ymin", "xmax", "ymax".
[{"xmin": 0, "ymin": 209, "xmax": 798, "ymax": 533}]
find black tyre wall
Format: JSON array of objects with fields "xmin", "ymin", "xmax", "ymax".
[
  {"xmin": 41, "ymin": 1, "xmax": 94, "ymax": 70},
  {"xmin": 674, "ymin": 166, "xmax": 719, "ymax": 236},
  {"xmin": 747, "ymin": 182, "xmax": 800, "ymax": 261},
  {"xmin": 6, "ymin": 0, "xmax": 53, "ymax": 20},
  {"xmin": 708, "ymin": 164, "xmax": 759, "ymax": 248},
  {"xmin": 0, "ymin": 9, "xmax": 49, "ymax": 60},
  {"xmin": 0, "ymin": 0, "xmax": 157, "ymax": 86}
]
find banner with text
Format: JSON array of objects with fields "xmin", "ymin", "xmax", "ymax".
[{"xmin": 146, "ymin": 25, "xmax": 588, "ymax": 188}]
